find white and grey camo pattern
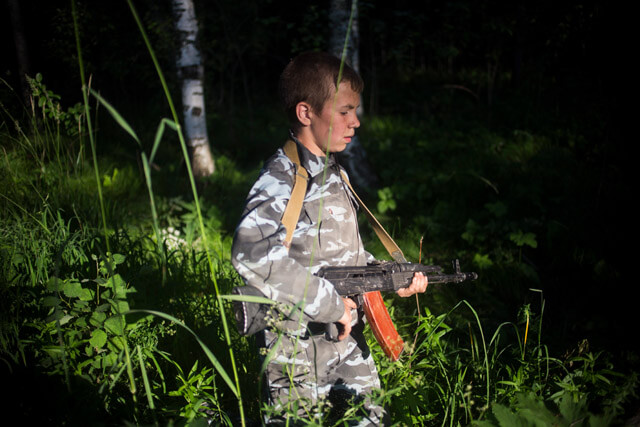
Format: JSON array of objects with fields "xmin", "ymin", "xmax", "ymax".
[
  {"xmin": 231, "ymin": 138, "xmax": 374, "ymax": 331},
  {"xmin": 231, "ymin": 138, "xmax": 385, "ymax": 425}
]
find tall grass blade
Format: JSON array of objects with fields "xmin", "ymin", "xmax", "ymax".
[
  {"xmin": 415, "ymin": 300, "xmax": 491, "ymax": 409},
  {"xmin": 87, "ymin": 88, "xmax": 171, "ymax": 283},
  {"xmin": 140, "ymin": 151, "xmax": 166, "ymax": 283},
  {"xmin": 124, "ymin": 309, "xmax": 239, "ymax": 398},
  {"xmin": 137, "ymin": 345, "xmax": 156, "ymax": 411},
  {"xmin": 461, "ymin": 300, "xmax": 490, "ymax": 407},
  {"xmin": 89, "ymin": 89, "xmax": 141, "ymax": 147},
  {"xmin": 151, "ymin": 118, "xmax": 178, "ymax": 164}
]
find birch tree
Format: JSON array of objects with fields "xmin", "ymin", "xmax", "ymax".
[
  {"xmin": 173, "ymin": 0, "xmax": 215, "ymax": 177},
  {"xmin": 329, "ymin": 0, "xmax": 379, "ymax": 191}
]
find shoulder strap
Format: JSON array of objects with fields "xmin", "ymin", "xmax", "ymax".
[
  {"xmin": 281, "ymin": 139, "xmax": 308, "ymax": 249},
  {"xmin": 339, "ymin": 171, "xmax": 407, "ymax": 263}
]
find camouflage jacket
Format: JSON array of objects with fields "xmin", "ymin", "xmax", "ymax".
[{"xmin": 231, "ymin": 137, "xmax": 373, "ymax": 334}]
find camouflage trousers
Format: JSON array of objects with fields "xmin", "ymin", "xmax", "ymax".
[{"xmin": 261, "ymin": 323, "xmax": 387, "ymax": 426}]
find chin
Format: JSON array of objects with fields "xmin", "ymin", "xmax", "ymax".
[{"xmin": 330, "ymin": 144, "xmax": 348, "ymax": 153}]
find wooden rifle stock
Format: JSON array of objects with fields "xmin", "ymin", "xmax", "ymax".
[{"xmin": 362, "ymin": 291, "xmax": 404, "ymax": 361}]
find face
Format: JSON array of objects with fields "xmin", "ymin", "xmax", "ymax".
[{"xmin": 303, "ymin": 82, "xmax": 360, "ymax": 156}]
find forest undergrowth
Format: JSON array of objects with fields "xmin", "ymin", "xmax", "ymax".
[{"xmin": 1, "ymin": 67, "xmax": 638, "ymax": 426}]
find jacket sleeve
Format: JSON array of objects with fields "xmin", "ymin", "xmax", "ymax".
[{"xmin": 231, "ymin": 153, "xmax": 345, "ymax": 324}]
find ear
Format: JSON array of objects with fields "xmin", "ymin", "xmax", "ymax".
[{"xmin": 295, "ymin": 102, "xmax": 312, "ymax": 127}]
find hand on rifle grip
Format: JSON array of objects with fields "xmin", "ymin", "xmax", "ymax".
[{"xmin": 336, "ymin": 297, "xmax": 358, "ymax": 340}]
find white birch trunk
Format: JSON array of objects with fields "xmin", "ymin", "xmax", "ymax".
[
  {"xmin": 330, "ymin": 0, "xmax": 379, "ymax": 191},
  {"xmin": 173, "ymin": 0, "xmax": 215, "ymax": 177}
]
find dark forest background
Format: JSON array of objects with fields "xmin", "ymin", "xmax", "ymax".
[{"xmin": 1, "ymin": 0, "xmax": 636, "ymax": 424}]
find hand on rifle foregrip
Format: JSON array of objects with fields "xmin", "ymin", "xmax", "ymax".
[{"xmin": 396, "ymin": 272, "xmax": 428, "ymax": 297}]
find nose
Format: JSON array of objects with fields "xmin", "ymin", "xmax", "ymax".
[{"xmin": 351, "ymin": 114, "xmax": 360, "ymax": 128}]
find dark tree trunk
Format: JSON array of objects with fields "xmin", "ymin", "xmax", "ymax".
[{"xmin": 7, "ymin": 0, "xmax": 31, "ymax": 106}]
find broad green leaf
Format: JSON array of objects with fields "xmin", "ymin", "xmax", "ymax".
[
  {"xmin": 102, "ymin": 351, "xmax": 118, "ymax": 368},
  {"xmin": 79, "ymin": 288, "xmax": 94, "ymax": 301},
  {"xmin": 491, "ymin": 404, "xmax": 520, "ymax": 426},
  {"xmin": 111, "ymin": 253, "xmax": 126, "ymax": 265},
  {"xmin": 104, "ymin": 316, "xmax": 125, "ymax": 335},
  {"xmin": 105, "ymin": 274, "xmax": 127, "ymax": 297},
  {"xmin": 45, "ymin": 311, "xmax": 61, "ymax": 324},
  {"xmin": 90, "ymin": 329, "xmax": 108, "ymax": 349},
  {"xmin": 114, "ymin": 300, "xmax": 130, "ymax": 314},
  {"xmin": 509, "ymin": 230, "xmax": 538, "ymax": 248},
  {"xmin": 46, "ymin": 277, "xmax": 63, "ymax": 292},
  {"xmin": 95, "ymin": 303, "xmax": 110, "ymax": 313},
  {"xmin": 59, "ymin": 314, "xmax": 73, "ymax": 326},
  {"xmin": 473, "ymin": 253, "xmax": 494, "ymax": 269},
  {"xmin": 42, "ymin": 296, "xmax": 61, "ymax": 307},
  {"xmin": 75, "ymin": 316, "xmax": 87, "ymax": 328},
  {"xmin": 90, "ymin": 311, "xmax": 107, "ymax": 327},
  {"xmin": 63, "ymin": 280, "xmax": 83, "ymax": 298}
]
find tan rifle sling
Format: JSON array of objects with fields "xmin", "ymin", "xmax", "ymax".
[{"xmin": 281, "ymin": 140, "xmax": 309, "ymax": 249}]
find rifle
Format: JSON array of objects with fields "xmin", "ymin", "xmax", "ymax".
[
  {"xmin": 317, "ymin": 259, "xmax": 477, "ymax": 361},
  {"xmin": 317, "ymin": 259, "xmax": 477, "ymax": 295},
  {"xmin": 232, "ymin": 259, "xmax": 477, "ymax": 361}
]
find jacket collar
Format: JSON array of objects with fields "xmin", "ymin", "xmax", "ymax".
[{"xmin": 289, "ymin": 132, "xmax": 337, "ymax": 178}]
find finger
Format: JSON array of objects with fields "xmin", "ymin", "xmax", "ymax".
[
  {"xmin": 344, "ymin": 297, "xmax": 357, "ymax": 309},
  {"xmin": 338, "ymin": 322, "xmax": 351, "ymax": 340},
  {"xmin": 413, "ymin": 273, "xmax": 428, "ymax": 292}
]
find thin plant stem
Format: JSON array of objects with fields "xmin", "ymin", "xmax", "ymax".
[
  {"xmin": 71, "ymin": 0, "xmax": 110, "ymax": 255},
  {"xmin": 409, "ymin": 235, "xmax": 424, "ymax": 365}
]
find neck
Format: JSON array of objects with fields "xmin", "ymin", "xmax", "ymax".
[{"xmin": 294, "ymin": 128, "xmax": 326, "ymax": 157}]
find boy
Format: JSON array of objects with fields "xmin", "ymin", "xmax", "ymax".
[{"xmin": 231, "ymin": 52, "xmax": 427, "ymax": 425}]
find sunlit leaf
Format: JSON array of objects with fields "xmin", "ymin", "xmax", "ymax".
[{"xmin": 90, "ymin": 329, "xmax": 108, "ymax": 349}]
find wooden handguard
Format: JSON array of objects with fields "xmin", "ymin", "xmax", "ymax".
[{"xmin": 362, "ymin": 291, "xmax": 404, "ymax": 361}]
